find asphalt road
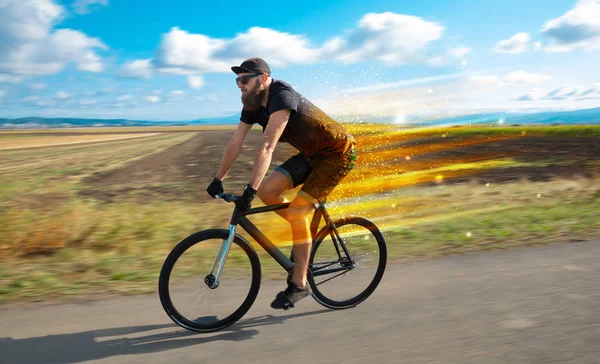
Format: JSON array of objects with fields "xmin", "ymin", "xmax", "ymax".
[{"xmin": 2, "ymin": 240, "xmax": 599, "ymax": 364}]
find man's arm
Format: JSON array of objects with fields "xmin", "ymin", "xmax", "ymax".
[
  {"xmin": 215, "ymin": 121, "xmax": 253, "ymax": 180},
  {"xmin": 248, "ymin": 109, "xmax": 290, "ymax": 189}
]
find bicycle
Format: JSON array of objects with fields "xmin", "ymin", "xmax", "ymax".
[{"xmin": 158, "ymin": 192, "xmax": 387, "ymax": 332}]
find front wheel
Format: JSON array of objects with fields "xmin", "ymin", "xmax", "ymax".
[
  {"xmin": 308, "ymin": 217, "xmax": 387, "ymax": 309},
  {"xmin": 159, "ymin": 229, "xmax": 261, "ymax": 332}
]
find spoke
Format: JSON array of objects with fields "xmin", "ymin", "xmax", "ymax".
[
  {"xmin": 311, "ymin": 260, "xmax": 340, "ymax": 272},
  {"xmin": 314, "ymin": 268, "xmax": 352, "ymax": 287}
]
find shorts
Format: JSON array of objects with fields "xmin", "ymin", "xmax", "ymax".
[{"xmin": 274, "ymin": 143, "xmax": 357, "ymax": 204}]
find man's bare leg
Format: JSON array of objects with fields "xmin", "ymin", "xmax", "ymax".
[
  {"xmin": 258, "ymin": 172, "xmax": 313, "ymax": 288},
  {"xmin": 286, "ymin": 195, "xmax": 314, "ymax": 288},
  {"xmin": 257, "ymin": 171, "xmax": 291, "ymax": 220}
]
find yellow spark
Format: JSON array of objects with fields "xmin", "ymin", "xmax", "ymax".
[
  {"xmin": 466, "ymin": 232, "xmax": 472, "ymax": 238},
  {"xmin": 435, "ymin": 175, "xmax": 444, "ymax": 183}
]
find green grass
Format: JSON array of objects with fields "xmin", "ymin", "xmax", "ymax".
[
  {"xmin": 384, "ymin": 199, "xmax": 600, "ymax": 258},
  {"xmin": 1, "ymin": 176, "xmax": 598, "ymax": 304},
  {"xmin": 0, "ymin": 125, "xmax": 598, "ymax": 303}
]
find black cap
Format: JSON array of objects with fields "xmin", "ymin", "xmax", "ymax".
[{"xmin": 231, "ymin": 57, "xmax": 271, "ymax": 76}]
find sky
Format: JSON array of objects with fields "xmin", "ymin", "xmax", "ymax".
[{"xmin": 0, "ymin": 0, "xmax": 599, "ymax": 122}]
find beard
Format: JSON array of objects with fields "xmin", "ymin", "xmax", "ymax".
[{"xmin": 241, "ymin": 83, "xmax": 266, "ymax": 112}]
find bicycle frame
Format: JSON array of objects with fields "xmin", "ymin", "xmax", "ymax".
[{"xmin": 209, "ymin": 200, "xmax": 353, "ymax": 286}]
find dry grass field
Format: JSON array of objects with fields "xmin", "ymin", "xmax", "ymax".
[
  {"xmin": 0, "ymin": 133, "xmax": 162, "ymax": 150},
  {"xmin": 0, "ymin": 124, "xmax": 599, "ymax": 303}
]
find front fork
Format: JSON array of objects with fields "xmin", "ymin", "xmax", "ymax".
[{"xmin": 206, "ymin": 224, "xmax": 237, "ymax": 289}]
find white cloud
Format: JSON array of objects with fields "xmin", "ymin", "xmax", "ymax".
[
  {"xmin": 517, "ymin": 83, "xmax": 600, "ymax": 102},
  {"xmin": 79, "ymin": 99, "xmax": 96, "ymax": 105},
  {"xmin": 0, "ymin": 1, "xmax": 107, "ymax": 75},
  {"xmin": 56, "ymin": 91, "xmax": 71, "ymax": 99},
  {"xmin": 576, "ymin": 85, "xmax": 600, "ymax": 99},
  {"xmin": 470, "ymin": 71, "xmax": 551, "ymax": 86},
  {"xmin": 0, "ymin": 0, "xmax": 63, "ymax": 42},
  {"xmin": 426, "ymin": 56, "xmax": 446, "ymax": 66},
  {"xmin": 145, "ymin": 95, "xmax": 160, "ymax": 103},
  {"xmin": 187, "ymin": 75, "xmax": 205, "ymax": 89},
  {"xmin": 542, "ymin": 0, "xmax": 600, "ymax": 52},
  {"xmin": 332, "ymin": 12, "xmax": 444, "ymax": 66},
  {"xmin": 517, "ymin": 88, "xmax": 545, "ymax": 101},
  {"xmin": 502, "ymin": 71, "xmax": 552, "ymax": 86},
  {"xmin": 118, "ymin": 59, "xmax": 153, "ymax": 79},
  {"xmin": 543, "ymin": 43, "xmax": 575, "ymax": 53},
  {"xmin": 0, "ymin": 90, "xmax": 5, "ymax": 99},
  {"xmin": 444, "ymin": 46, "xmax": 471, "ymax": 67},
  {"xmin": 116, "ymin": 94, "xmax": 133, "ymax": 101},
  {"xmin": 450, "ymin": 46, "xmax": 471, "ymax": 59},
  {"xmin": 29, "ymin": 83, "xmax": 48, "ymax": 91},
  {"xmin": 468, "ymin": 75, "xmax": 500, "ymax": 85},
  {"xmin": 72, "ymin": 0, "xmax": 109, "ymax": 15},
  {"xmin": 55, "ymin": 31, "xmax": 107, "ymax": 73},
  {"xmin": 578, "ymin": 87, "xmax": 597, "ymax": 97},
  {"xmin": 150, "ymin": 12, "xmax": 444, "ymax": 75},
  {"xmin": 0, "ymin": 74, "xmax": 24, "ymax": 84},
  {"xmin": 154, "ymin": 27, "xmax": 229, "ymax": 74},
  {"xmin": 493, "ymin": 32, "xmax": 532, "ymax": 54},
  {"xmin": 544, "ymin": 86, "xmax": 584, "ymax": 99},
  {"xmin": 218, "ymin": 26, "xmax": 325, "ymax": 66}
]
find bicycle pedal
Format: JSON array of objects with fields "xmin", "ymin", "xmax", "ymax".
[{"xmin": 271, "ymin": 291, "xmax": 295, "ymax": 310}]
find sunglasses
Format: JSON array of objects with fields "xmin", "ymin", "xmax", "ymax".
[{"xmin": 235, "ymin": 73, "xmax": 262, "ymax": 85}]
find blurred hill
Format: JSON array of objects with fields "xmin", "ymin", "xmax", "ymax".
[
  {"xmin": 0, "ymin": 114, "xmax": 240, "ymax": 129},
  {"xmin": 1, "ymin": 107, "xmax": 599, "ymax": 129},
  {"xmin": 416, "ymin": 107, "xmax": 600, "ymax": 127}
]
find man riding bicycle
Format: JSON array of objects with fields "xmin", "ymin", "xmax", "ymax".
[{"xmin": 206, "ymin": 57, "xmax": 356, "ymax": 309}]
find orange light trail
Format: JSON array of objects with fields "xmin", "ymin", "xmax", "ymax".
[{"xmin": 251, "ymin": 124, "xmax": 535, "ymax": 246}]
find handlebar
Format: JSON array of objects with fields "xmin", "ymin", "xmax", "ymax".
[{"xmin": 215, "ymin": 193, "xmax": 238, "ymax": 203}]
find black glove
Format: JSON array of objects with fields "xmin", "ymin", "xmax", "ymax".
[
  {"xmin": 234, "ymin": 184, "xmax": 257, "ymax": 210},
  {"xmin": 206, "ymin": 177, "xmax": 224, "ymax": 198}
]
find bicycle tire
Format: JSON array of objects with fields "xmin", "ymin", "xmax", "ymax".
[
  {"xmin": 159, "ymin": 229, "xmax": 261, "ymax": 332},
  {"xmin": 308, "ymin": 217, "xmax": 387, "ymax": 309}
]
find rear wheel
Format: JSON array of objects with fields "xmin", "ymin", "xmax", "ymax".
[
  {"xmin": 159, "ymin": 229, "xmax": 261, "ymax": 332},
  {"xmin": 308, "ymin": 217, "xmax": 386, "ymax": 309}
]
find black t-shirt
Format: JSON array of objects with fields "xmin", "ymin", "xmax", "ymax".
[{"xmin": 240, "ymin": 80, "xmax": 354, "ymax": 157}]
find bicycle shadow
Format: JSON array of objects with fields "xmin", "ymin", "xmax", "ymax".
[
  {"xmin": 1, "ymin": 309, "xmax": 331, "ymax": 364},
  {"xmin": 226, "ymin": 307, "xmax": 332, "ymax": 329}
]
